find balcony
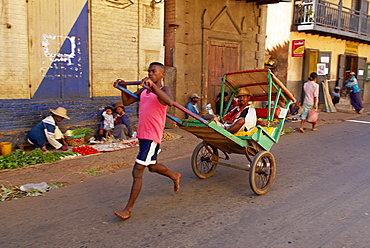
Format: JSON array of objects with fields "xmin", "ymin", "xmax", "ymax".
[{"xmin": 293, "ymin": 0, "xmax": 370, "ymax": 43}]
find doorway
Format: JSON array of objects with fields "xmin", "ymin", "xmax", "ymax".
[
  {"xmin": 302, "ymin": 49, "xmax": 331, "ymax": 104},
  {"xmin": 338, "ymin": 54, "xmax": 366, "ymax": 97},
  {"xmin": 207, "ymin": 40, "xmax": 240, "ymax": 107}
]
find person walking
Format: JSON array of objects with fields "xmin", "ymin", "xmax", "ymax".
[
  {"xmin": 112, "ymin": 62, "xmax": 181, "ymax": 220},
  {"xmin": 299, "ymin": 72, "xmax": 319, "ymax": 133},
  {"xmin": 345, "ymin": 72, "xmax": 364, "ymax": 114}
]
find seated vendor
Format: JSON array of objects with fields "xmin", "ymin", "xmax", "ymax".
[
  {"xmin": 98, "ymin": 102, "xmax": 133, "ymax": 140},
  {"xmin": 218, "ymin": 87, "xmax": 257, "ymax": 134},
  {"xmin": 27, "ymin": 107, "xmax": 70, "ymax": 152},
  {"xmin": 185, "ymin": 93, "xmax": 201, "ymax": 118},
  {"xmin": 112, "ymin": 102, "xmax": 133, "ymax": 140}
]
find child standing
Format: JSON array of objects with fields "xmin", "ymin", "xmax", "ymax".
[{"xmin": 102, "ymin": 106, "xmax": 114, "ymax": 139}]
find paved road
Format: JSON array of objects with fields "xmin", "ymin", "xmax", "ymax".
[{"xmin": 1, "ymin": 115, "xmax": 370, "ymax": 248}]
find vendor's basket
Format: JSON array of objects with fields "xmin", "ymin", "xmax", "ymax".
[{"xmin": 66, "ymin": 134, "xmax": 85, "ymax": 146}]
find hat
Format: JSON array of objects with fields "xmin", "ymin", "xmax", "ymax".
[
  {"xmin": 237, "ymin": 87, "xmax": 252, "ymax": 96},
  {"xmin": 50, "ymin": 107, "xmax": 70, "ymax": 119},
  {"xmin": 114, "ymin": 102, "xmax": 124, "ymax": 109},
  {"xmin": 350, "ymin": 72, "xmax": 356, "ymax": 75},
  {"xmin": 189, "ymin": 93, "xmax": 200, "ymax": 99}
]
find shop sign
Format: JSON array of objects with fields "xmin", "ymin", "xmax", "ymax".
[
  {"xmin": 345, "ymin": 41, "xmax": 358, "ymax": 55},
  {"xmin": 292, "ymin": 40, "xmax": 305, "ymax": 57}
]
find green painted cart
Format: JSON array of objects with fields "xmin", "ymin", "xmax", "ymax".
[{"xmin": 173, "ymin": 69, "xmax": 296, "ymax": 195}]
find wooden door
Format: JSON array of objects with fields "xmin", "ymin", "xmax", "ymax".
[
  {"xmin": 302, "ymin": 49, "xmax": 319, "ymax": 102},
  {"xmin": 317, "ymin": 51, "xmax": 331, "ymax": 104},
  {"xmin": 357, "ymin": 57, "xmax": 367, "ymax": 97},
  {"xmin": 337, "ymin": 54, "xmax": 346, "ymax": 87},
  {"xmin": 28, "ymin": 0, "xmax": 89, "ymax": 99},
  {"xmin": 207, "ymin": 40, "xmax": 240, "ymax": 107}
]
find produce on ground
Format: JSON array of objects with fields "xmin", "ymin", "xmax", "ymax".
[
  {"xmin": 72, "ymin": 146, "xmax": 99, "ymax": 156},
  {"xmin": 67, "ymin": 127, "xmax": 95, "ymax": 137},
  {"xmin": 162, "ymin": 132, "xmax": 175, "ymax": 141},
  {"xmin": 1, "ymin": 183, "xmax": 62, "ymax": 201},
  {"xmin": 0, "ymin": 149, "xmax": 60, "ymax": 170},
  {"xmin": 123, "ymin": 140, "xmax": 139, "ymax": 147},
  {"xmin": 52, "ymin": 151, "xmax": 81, "ymax": 159}
]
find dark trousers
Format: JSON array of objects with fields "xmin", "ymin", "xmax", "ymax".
[{"xmin": 350, "ymin": 91, "xmax": 364, "ymax": 112}]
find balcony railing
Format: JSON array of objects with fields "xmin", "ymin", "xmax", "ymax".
[{"xmin": 293, "ymin": 0, "xmax": 370, "ymax": 40}]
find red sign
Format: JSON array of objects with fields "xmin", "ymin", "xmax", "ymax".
[{"xmin": 292, "ymin": 40, "xmax": 305, "ymax": 57}]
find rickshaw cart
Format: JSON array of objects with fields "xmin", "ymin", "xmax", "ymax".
[
  {"xmin": 175, "ymin": 69, "xmax": 296, "ymax": 195},
  {"xmin": 117, "ymin": 69, "xmax": 296, "ymax": 195}
]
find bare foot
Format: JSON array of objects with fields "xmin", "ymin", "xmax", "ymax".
[
  {"xmin": 299, "ymin": 128, "xmax": 305, "ymax": 133},
  {"xmin": 114, "ymin": 210, "xmax": 131, "ymax": 220},
  {"xmin": 174, "ymin": 173, "xmax": 181, "ymax": 193},
  {"xmin": 312, "ymin": 128, "xmax": 318, "ymax": 131}
]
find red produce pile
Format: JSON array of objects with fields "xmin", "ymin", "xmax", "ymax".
[{"xmin": 72, "ymin": 146, "xmax": 99, "ymax": 156}]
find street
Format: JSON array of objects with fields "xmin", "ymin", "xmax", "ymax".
[{"xmin": 1, "ymin": 115, "xmax": 370, "ymax": 248}]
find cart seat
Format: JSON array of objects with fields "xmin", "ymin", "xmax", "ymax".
[{"xmin": 234, "ymin": 126, "xmax": 275, "ymax": 137}]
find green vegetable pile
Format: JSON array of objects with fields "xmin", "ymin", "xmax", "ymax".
[
  {"xmin": 71, "ymin": 127, "xmax": 94, "ymax": 136},
  {"xmin": 52, "ymin": 151, "xmax": 80, "ymax": 159},
  {"xmin": 0, "ymin": 149, "xmax": 60, "ymax": 170}
]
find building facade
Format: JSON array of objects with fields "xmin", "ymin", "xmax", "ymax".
[
  {"xmin": 165, "ymin": 0, "xmax": 269, "ymax": 117},
  {"xmin": 265, "ymin": 0, "xmax": 370, "ymax": 107},
  {"xmin": 1, "ymin": 0, "xmax": 272, "ymax": 145}
]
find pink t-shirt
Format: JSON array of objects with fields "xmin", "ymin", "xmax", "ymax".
[
  {"xmin": 137, "ymin": 89, "xmax": 167, "ymax": 144},
  {"xmin": 303, "ymin": 81, "xmax": 319, "ymax": 105}
]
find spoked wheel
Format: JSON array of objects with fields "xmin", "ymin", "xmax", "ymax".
[
  {"xmin": 191, "ymin": 142, "xmax": 219, "ymax": 179},
  {"xmin": 249, "ymin": 151, "xmax": 276, "ymax": 195}
]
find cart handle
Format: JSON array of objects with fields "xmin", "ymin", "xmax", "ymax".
[{"xmin": 116, "ymin": 82, "xmax": 209, "ymax": 125}]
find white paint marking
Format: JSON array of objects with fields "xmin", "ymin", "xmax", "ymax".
[{"xmin": 346, "ymin": 120, "xmax": 370, "ymax": 124}]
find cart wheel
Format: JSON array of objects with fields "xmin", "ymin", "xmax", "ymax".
[
  {"xmin": 191, "ymin": 142, "xmax": 219, "ymax": 179},
  {"xmin": 249, "ymin": 151, "xmax": 276, "ymax": 195}
]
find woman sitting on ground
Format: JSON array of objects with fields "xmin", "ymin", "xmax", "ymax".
[{"xmin": 112, "ymin": 102, "xmax": 133, "ymax": 140}]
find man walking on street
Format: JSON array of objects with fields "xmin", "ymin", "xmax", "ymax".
[
  {"xmin": 345, "ymin": 72, "xmax": 364, "ymax": 114},
  {"xmin": 300, "ymin": 72, "xmax": 319, "ymax": 133},
  {"xmin": 112, "ymin": 62, "xmax": 181, "ymax": 220}
]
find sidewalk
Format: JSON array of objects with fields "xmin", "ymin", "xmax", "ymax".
[
  {"xmin": 319, "ymin": 102, "xmax": 370, "ymax": 119},
  {"xmin": 283, "ymin": 102, "xmax": 370, "ymax": 132}
]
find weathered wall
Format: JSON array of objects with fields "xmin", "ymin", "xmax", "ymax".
[
  {"xmin": 171, "ymin": 0, "xmax": 267, "ymax": 117},
  {"xmin": 0, "ymin": 0, "xmax": 163, "ymax": 145},
  {"xmin": 0, "ymin": 0, "xmax": 29, "ymax": 99},
  {"xmin": 91, "ymin": 0, "xmax": 165, "ymax": 97}
]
